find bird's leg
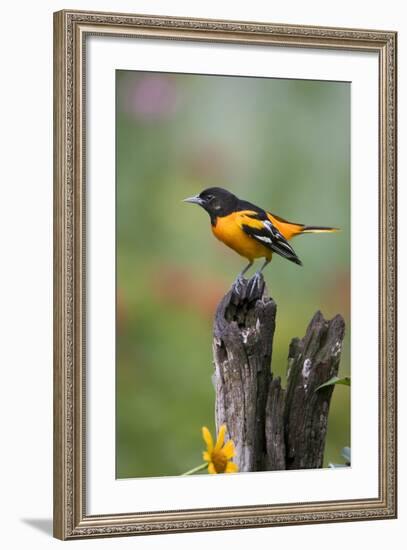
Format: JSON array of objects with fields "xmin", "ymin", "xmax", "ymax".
[
  {"xmin": 248, "ymin": 258, "xmax": 271, "ymax": 298},
  {"xmin": 258, "ymin": 258, "xmax": 271, "ymax": 274},
  {"xmin": 232, "ymin": 261, "xmax": 253, "ymax": 296},
  {"xmin": 239, "ymin": 260, "xmax": 254, "ymax": 279}
]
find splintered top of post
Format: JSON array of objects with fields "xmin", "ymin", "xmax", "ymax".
[{"xmin": 214, "ymin": 273, "xmax": 277, "ymax": 333}]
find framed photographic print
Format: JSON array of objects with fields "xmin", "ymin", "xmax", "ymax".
[{"xmin": 53, "ymin": 9, "xmax": 397, "ymax": 540}]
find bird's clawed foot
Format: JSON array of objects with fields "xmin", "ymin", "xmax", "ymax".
[
  {"xmin": 231, "ymin": 274, "xmax": 247, "ymax": 297},
  {"xmin": 247, "ymin": 271, "xmax": 265, "ymax": 300},
  {"xmin": 231, "ymin": 272, "xmax": 265, "ymax": 301}
]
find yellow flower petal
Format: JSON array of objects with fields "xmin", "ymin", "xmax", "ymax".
[
  {"xmin": 202, "ymin": 451, "xmax": 211, "ymax": 462},
  {"xmin": 222, "ymin": 439, "xmax": 236, "ymax": 459},
  {"xmin": 214, "ymin": 424, "xmax": 226, "ymax": 452},
  {"xmin": 202, "ymin": 426, "xmax": 213, "ymax": 453},
  {"xmin": 225, "ymin": 461, "xmax": 239, "ymax": 473},
  {"xmin": 207, "ymin": 462, "xmax": 217, "ymax": 474}
]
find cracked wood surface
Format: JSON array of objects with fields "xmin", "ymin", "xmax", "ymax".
[{"xmin": 212, "ymin": 274, "xmax": 345, "ymax": 472}]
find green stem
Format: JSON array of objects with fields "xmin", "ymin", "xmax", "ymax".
[{"xmin": 181, "ymin": 463, "xmax": 207, "ymax": 476}]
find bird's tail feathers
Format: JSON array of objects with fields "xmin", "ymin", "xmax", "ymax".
[{"xmin": 300, "ymin": 226, "xmax": 340, "ymax": 234}]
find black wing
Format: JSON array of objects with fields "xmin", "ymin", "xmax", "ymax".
[{"xmin": 241, "ymin": 215, "xmax": 302, "ymax": 266}]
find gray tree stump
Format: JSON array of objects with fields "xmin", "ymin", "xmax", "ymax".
[{"xmin": 212, "ymin": 274, "xmax": 345, "ymax": 472}]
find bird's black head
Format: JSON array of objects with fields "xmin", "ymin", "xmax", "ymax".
[{"xmin": 183, "ymin": 187, "xmax": 238, "ymax": 224}]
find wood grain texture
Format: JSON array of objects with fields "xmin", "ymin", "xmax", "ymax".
[
  {"xmin": 213, "ymin": 275, "xmax": 346, "ymax": 472},
  {"xmin": 213, "ymin": 276, "xmax": 276, "ymax": 471},
  {"xmin": 284, "ymin": 312, "xmax": 345, "ymax": 469}
]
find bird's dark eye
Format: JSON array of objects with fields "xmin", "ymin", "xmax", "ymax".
[{"xmin": 206, "ymin": 194, "xmax": 214, "ymax": 201}]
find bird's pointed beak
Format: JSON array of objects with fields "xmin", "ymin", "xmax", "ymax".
[{"xmin": 182, "ymin": 195, "xmax": 203, "ymax": 205}]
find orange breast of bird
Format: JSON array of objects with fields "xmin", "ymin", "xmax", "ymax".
[{"xmin": 211, "ymin": 210, "xmax": 273, "ymax": 261}]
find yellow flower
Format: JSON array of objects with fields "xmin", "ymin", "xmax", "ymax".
[{"xmin": 202, "ymin": 424, "xmax": 239, "ymax": 474}]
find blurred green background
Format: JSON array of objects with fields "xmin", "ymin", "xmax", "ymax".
[{"xmin": 116, "ymin": 71, "xmax": 350, "ymax": 478}]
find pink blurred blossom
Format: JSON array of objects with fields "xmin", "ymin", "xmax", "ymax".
[{"xmin": 122, "ymin": 74, "xmax": 179, "ymax": 121}]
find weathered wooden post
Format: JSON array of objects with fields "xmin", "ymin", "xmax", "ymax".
[
  {"xmin": 212, "ymin": 274, "xmax": 345, "ymax": 472},
  {"xmin": 213, "ymin": 276, "xmax": 276, "ymax": 471}
]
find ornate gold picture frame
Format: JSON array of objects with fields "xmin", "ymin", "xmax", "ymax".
[{"xmin": 53, "ymin": 9, "xmax": 397, "ymax": 540}]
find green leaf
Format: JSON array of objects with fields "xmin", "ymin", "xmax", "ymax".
[{"xmin": 316, "ymin": 376, "xmax": 351, "ymax": 392}]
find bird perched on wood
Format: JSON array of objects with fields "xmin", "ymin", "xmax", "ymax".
[{"xmin": 183, "ymin": 187, "xmax": 339, "ymax": 295}]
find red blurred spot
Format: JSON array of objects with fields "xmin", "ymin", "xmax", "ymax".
[{"xmin": 151, "ymin": 265, "xmax": 226, "ymax": 319}]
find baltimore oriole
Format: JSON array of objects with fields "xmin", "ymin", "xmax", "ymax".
[{"xmin": 183, "ymin": 187, "xmax": 339, "ymax": 293}]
